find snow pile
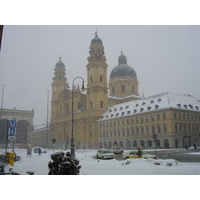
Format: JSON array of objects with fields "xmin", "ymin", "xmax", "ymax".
[{"xmin": 121, "ymin": 158, "xmax": 178, "ymax": 167}]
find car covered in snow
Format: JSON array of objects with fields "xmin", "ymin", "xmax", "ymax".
[
  {"xmin": 96, "ymin": 148, "xmax": 116, "ymax": 159},
  {"xmin": 110, "ymin": 147, "xmax": 124, "ymax": 154},
  {"xmin": 33, "ymin": 147, "xmax": 47, "ymax": 153},
  {"xmin": 122, "ymin": 150, "xmax": 156, "ymax": 159}
]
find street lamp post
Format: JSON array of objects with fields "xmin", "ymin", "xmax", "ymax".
[
  {"xmin": 46, "ymin": 90, "xmax": 49, "ymax": 148},
  {"xmin": 71, "ymin": 77, "xmax": 85, "ymax": 158},
  {"xmin": 1, "ymin": 85, "xmax": 5, "ymax": 120}
]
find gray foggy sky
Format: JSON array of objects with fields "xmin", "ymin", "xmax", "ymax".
[{"xmin": 1, "ymin": 25, "xmax": 200, "ymax": 125}]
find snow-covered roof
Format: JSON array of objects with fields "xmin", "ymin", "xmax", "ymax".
[
  {"xmin": 108, "ymin": 94, "xmax": 142, "ymax": 100},
  {"xmin": 98, "ymin": 92, "xmax": 200, "ymax": 121}
]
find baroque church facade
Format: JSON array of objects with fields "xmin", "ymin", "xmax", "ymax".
[
  {"xmin": 50, "ymin": 33, "xmax": 140, "ymax": 149},
  {"xmin": 50, "ymin": 33, "xmax": 200, "ymax": 149}
]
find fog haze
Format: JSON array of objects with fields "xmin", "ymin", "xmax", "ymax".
[{"xmin": 1, "ymin": 25, "xmax": 200, "ymax": 125}]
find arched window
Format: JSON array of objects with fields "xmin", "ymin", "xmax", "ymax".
[
  {"xmin": 100, "ymin": 75, "xmax": 103, "ymax": 83},
  {"xmin": 132, "ymin": 86, "xmax": 135, "ymax": 93},
  {"xmin": 100, "ymin": 101, "xmax": 103, "ymax": 108}
]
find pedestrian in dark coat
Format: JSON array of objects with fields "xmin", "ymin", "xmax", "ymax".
[
  {"xmin": 38, "ymin": 147, "xmax": 41, "ymax": 156},
  {"xmin": 138, "ymin": 147, "xmax": 142, "ymax": 158}
]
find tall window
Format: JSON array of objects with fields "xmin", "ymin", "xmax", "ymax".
[
  {"xmin": 121, "ymin": 85, "xmax": 125, "ymax": 93},
  {"xmin": 118, "ymin": 130, "xmax": 120, "ymax": 136},
  {"xmin": 157, "ymin": 125, "xmax": 161, "ymax": 133},
  {"xmin": 136, "ymin": 127, "xmax": 139, "ymax": 135},
  {"xmin": 122, "ymin": 129, "xmax": 125, "ymax": 136},
  {"xmin": 131, "ymin": 128, "xmax": 134, "ymax": 135},
  {"xmin": 100, "ymin": 101, "xmax": 103, "ymax": 108},
  {"xmin": 132, "ymin": 86, "xmax": 135, "ymax": 93},
  {"xmin": 112, "ymin": 87, "xmax": 115, "ymax": 94},
  {"xmin": 174, "ymin": 113, "xmax": 177, "ymax": 119},
  {"xmin": 162, "ymin": 113, "xmax": 166, "ymax": 120},
  {"xmin": 100, "ymin": 75, "xmax": 103, "ymax": 83},
  {"xmin": 141, "ymin": 127, "xmax": 144, "ymax": 135},
  {"xmin": 146, "ymin": 126, "xmax": 150, "ymax": 134},
  {"xmin": 163, "ymin": 125, "xmax": 167, "ymax": 133},
  {"xmin": 127, "ymin": 128, "xmax": 130, "ymax": 136}
]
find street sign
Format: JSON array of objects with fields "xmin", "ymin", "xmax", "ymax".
[
  {"xmin": 8, "ymin": 136, "xmax": 16, "ymax": 140},
  {"xmin": 7, "ymin": 120, "xmax": 17, "ymax": 141},
  {"xmin": 8, "ymin": 127, "xmax": 16, "ymax": 136},
  {"xmin": 9, "ymin": 120, "xmax": 16, "ymax": 127}
]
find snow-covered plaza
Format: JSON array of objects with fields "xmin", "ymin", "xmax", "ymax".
[{"xmin": 1, "ymin": 148, "xmax": 200, "ymax": 175}]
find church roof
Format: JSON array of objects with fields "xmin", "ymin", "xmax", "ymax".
[
  {"xmin": 98, "ymin": 92, "xmax": 200, "ymax": 121},
  {"xmin": 55, "ymin": 57, "xmax": 65, "ymax": 68},
  {"xmin": 110, "ymin": 51, "xmax": 137, "ymax": 79},
  {"xmin": 91, "ymin": 32, "xmax": 102, "ymax": 44}
]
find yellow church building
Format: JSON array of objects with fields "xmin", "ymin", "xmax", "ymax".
[
  {"xmin": 50, "ymin": 32, "xmax": 140, "ymax": 149},
  {"xmin": 50, "ymin": 32, "xmax": 200, "ymax": 149}
]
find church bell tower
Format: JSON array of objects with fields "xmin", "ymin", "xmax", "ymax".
[{"xmin": 86, "ymin": 32, "xmax": 108, "ymax": 113}]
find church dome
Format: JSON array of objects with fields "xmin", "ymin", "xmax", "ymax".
[
  {"xmin": 91, "ymin": 32, "xmax": 102, "ymax": 44},
  {"xmin": 110, "ymin": 52, "xmax": 137, "ymax": 79},
  {"xmin": 55, "ymin": 57, "xmax": 65, "ymax": 68}
]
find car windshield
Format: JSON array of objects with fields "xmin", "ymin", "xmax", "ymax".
[{"xmin": 103, "ymin": 150, "xmax": 111, "ymax": 153}]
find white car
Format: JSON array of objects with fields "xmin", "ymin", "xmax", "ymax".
[
  {"xmin": 110, "ymin": 147, "xmax": 124, "ymax": 154},
  {"xmin": 122, "ymin": 150, "xmax": 156, "ymax": 159},
  {"xmin": 33, "ymin": 147, "xmax": 47, "ymax": 153},
  {"xmin": 96, "ymin": 149, "xmax": 116, "ymax": 159}
]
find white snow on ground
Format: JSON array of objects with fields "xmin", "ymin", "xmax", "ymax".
[
  {"xmin": 1, "ymin": 148, "xmax": 200, "ymax": 175},
  {"xmin": 1, "ymin": 148, "xmax": 199, "ymax": 200}
]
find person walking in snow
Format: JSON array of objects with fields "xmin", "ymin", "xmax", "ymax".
[
  {"xmin": 29, "ymin": 148, "xmax": 32, "ymax": 157},
  {"xmin": 38, "ymin": 147, "xmax": 41, "ymax": 156},
  {"xmin": 27, "ymin": 148, "xmax": 29, "ymax": 157},
  {"xmin": 138, "ymin": 147, "xmax": 142, "ymax": 158}
]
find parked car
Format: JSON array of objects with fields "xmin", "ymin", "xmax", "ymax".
[
  {"xmin": 96, "ymin": 149, "xmax": 116, "ymax": 159},
  {"xmin": 33, "ymin": 147, "xmax": 47, "ymax": 153},
  {"xmin": 110, "ymin": 147, "xmax": 123, "ymax": 154},
  {"xmin": 122, "ymin": 150, "xmax": 156, "ymax": 159}
]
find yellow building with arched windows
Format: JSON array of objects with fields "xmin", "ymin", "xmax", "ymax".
[
  {"xmin": 50, "ymin": 32, "xmax": 200, "ymax": 149},
  {"xmin": 98, "ymin": 92, "xmax": 200, "ymax": 149}
]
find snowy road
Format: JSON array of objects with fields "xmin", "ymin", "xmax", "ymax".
[{"xmin": 1, "ymin": 148, "xmax": 200, "ymax": 175}]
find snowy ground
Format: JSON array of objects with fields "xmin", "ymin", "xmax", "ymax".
[
  {"xmin": 1, "ymin": 148, "xmax": 200, "ymax": 175},
  {"xmin": 1, "ymin": 148, "xmax": 199, "ymax": 200}
]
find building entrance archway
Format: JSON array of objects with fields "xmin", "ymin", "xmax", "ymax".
[{"xmin": 163, "ymin": 139, "xmax": 169, "ymax": 149}]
